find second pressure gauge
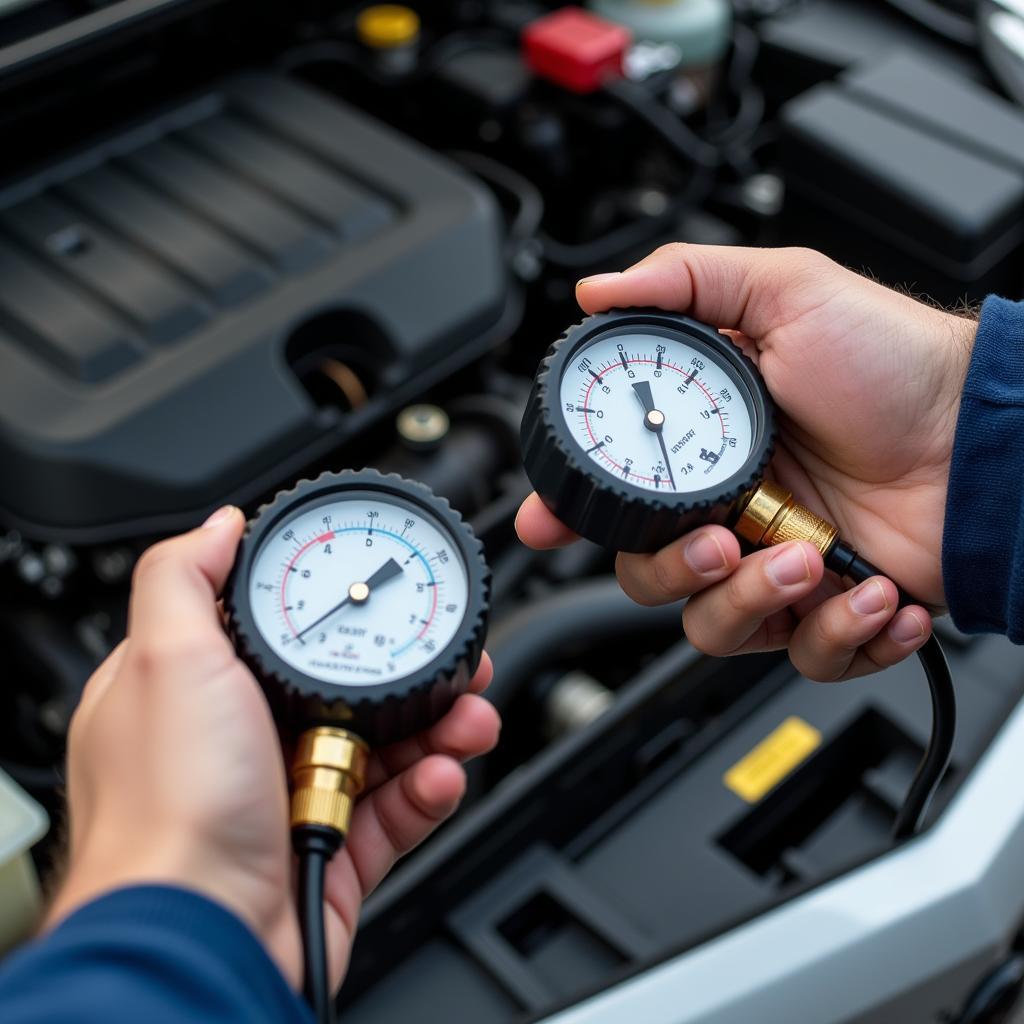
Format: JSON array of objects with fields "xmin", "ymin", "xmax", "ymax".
[
  {"xmin": 225, "ymin": 470, "xmax": 489, "ymax": 745},
  {"xmin": 521, "ymin": 309, "xmax": 776, "ymax": 552}
]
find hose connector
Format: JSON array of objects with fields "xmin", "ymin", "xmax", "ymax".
[
  {"xmin": 734, "ymin": 480, "xmax": 838, "ymax": 557},
  {"xmin": 290, "ymin": 727, "xmax": 369, "ymax": 837}
]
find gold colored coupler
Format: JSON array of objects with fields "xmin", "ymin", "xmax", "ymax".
[
  {"xmin": 290, "ymin": 727, "xmax": 369, "ymax": 836},
  {"xmin": 734, "ymin": 481, "xmax": 838, "ymax": 557}
]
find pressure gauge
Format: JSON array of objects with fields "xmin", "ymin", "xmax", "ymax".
[
  {"xmin": 225, "ymin": 470, "xmax": 489, "ymax": 745},
  {"xmin": 521, "ymin": 309, "xmax": 775, "ymax": 552}
]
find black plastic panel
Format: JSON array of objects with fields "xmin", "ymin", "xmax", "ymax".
[
  {"xmin": 0, "ymin": 72, "xmax": 507, "ymax": 541},
  {"xmin": 779, "ymin": 52, "xmax": 1024, "ymax": 301}
]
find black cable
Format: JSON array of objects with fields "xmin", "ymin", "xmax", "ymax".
[
  {"xmin": 826, "ymin": 540, "xmax": 956, "ymax": 840},
  {"xmin": 294, "ymin": 828, "xmax": 343, "ymax": 1024},
  {"xmin": 603, "ymin": 78, "xmax": 718, "ymax": 170},
  {"xmin": 539, "ymin": 208, "xmax": 683, "ymax": 271},
  {"xmin": 601, "ymin": 77, "xmax": 718, "ymax": 207},
  {"xmin": 706, "ymin": 22, "xmax": 763, "ymax": 145},
  {"xmin": 447, "ymin": 151, "xmax": 545, "ymax": 245}
]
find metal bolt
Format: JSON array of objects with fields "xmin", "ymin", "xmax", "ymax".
[
  {"xmin": 0, "ymin": 531, "xmax": 22, "ymax": 563},
  {"xmin": 93, "ymin": 547, "xmax": 134, "ymax": 584},
  {"xmin": 743, "ymin": 173, "xmax": 785, "ymax": 218},
  {"xmin": 43, "ymin": 544, "xmax": 76, "ymax": 578},
  {"xmin": 17, "ymin": 552, "xmax": 45, "ymax": 585},
  {"xmin": 397, "ymin": 404, "xmax": 450, "ymax": 450},
  {"xmin": 545, "ymin": 671, "xmax": 615, "ymax": 738},
  {"xmin": 38, "ymin": 699, "xmax": 70, "ymax": 737}
]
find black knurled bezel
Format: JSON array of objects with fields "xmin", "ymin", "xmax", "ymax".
[
  {"xmin": 521, "ymin": 309, "xmax": 776, "ymax": 553},
  {"xmin": 224, "ymin": 469, "xmax": 490, "ymax": 745}
]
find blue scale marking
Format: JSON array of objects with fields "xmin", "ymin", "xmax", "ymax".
[{"xmin": 331, "ymin": 526, "xmax": 436, "ymax": 657}]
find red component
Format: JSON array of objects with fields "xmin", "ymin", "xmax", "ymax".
[{"xmin": 522, "ymin": 7, "xmax": 631, "ymax": 95}]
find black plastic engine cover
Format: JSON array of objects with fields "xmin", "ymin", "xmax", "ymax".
[{"xmin": 0, "ymin": 72, "xmax": 507, "ymax": 542}]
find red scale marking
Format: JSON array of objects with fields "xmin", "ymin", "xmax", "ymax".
[
  {"xmin": 280, "ymin": 531, "xmax": 335, "ymax": 637},
  {"xmin": 580, "ymin": 359, "xmax": 726, "ymax": 481},
  {"xmin": 416, "ymin": 579, "xmax": 439, "ymax": 641}
]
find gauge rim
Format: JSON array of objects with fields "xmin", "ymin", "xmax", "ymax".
[
  {"xmin": 536, "ymin": 309, "xmax": 775, "ymax": 512},
  {"xmin": 225, "ymin": 469, "xmax": 489, "ymax": 713}
]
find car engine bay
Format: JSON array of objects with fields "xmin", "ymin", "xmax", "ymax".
[{"xmin": 3, "ymin": 1, "xmax": 1024, "ymax": 1021}]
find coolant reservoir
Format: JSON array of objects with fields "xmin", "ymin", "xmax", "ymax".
[
  {"xmin": 0, "ymin": 770, "xmax": 48, "ymax": 952},
  {"xmin": 589, "ymin": 0, "xmax": 732, "ymax": 68}
]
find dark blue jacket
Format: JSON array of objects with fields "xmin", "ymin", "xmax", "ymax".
[
  {"xmin": 0, "ymin": 886, "xmax": 311, "ymax": 1023},
  {"xmin": 1, "ymin": 297, "xmax": 1022, "ymax": 1022},
  {"xmin": 944, "ymin": 296, "xmax": 1024, "ymax": 641}
]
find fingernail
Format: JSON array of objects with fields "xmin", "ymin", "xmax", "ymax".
[
  {"xmin": 202, "ymin": 505, "xmax": 236, "ymax": 529},
  {"xmin": 890, "ymin": 610, "xmax": 926, "ymax": 644},
  {"xmin": 850, "ymin": 580, "xmax": 889, "ymax": 616},
  {"xmin": 766, "ymin": 543, "xmax": 810, "ymax": 587},
  {"xmin": 576, "ymin": 272, "xmax": 621, "ymax": 288},
  {"xmin": 685, "ymin": 532, "xmax": 728, "ymax": 574}
]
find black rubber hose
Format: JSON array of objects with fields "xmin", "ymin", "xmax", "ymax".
[
  {"xmin": 298, "ymin": 848, "xmax": 331, "ymax": 1024},
  {"xmin": 294, "ymin": 829, "xmax": 341, "ymax": 1024},
  {"xmin": 602, "ymin": 77, "xmax": 719, "ymax": 170},
  {"xmin": 447, "ymin": 151, "xmax": 545, "ymax": 245},
  {"xmin": 600, "ymin": 78, "xmax": 718, "ymax": 209},
  {"xmin": 826, "ymin": 540, "xmax": 956, "ymax": 840},
  {"xmin": 485, "ymin": 577, "xmax": 683, "ymax": 713},
  {"xmin": 539, "ymin": 209, "xmax": 683, "ymax": 271}
]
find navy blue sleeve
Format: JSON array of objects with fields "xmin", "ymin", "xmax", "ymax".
[
  {"xmin": 942, "ymin": 295, "xmax": 1024, "ymax": 642},
  {"xmin": 0, "ymin": 885, "xmax": 312, "ymax": 1024}
]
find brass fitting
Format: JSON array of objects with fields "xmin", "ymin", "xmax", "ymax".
[
  {"xmin": 290, "ymin": 727, "xmax": 369, "ymax": 836},
  {"xmin": 734, "ymin": 481, "xmax": 838, "ymax": 557}
]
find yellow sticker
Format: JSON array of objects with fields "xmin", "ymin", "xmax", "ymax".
[{"xmin": 724, "ymin": 716, "xmax": 822, "ymax": 803}]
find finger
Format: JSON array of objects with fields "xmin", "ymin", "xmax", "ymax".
[
  {"xmin": 364, "ymin": 693, "xmax": 501, "ymax": 792},
  {"xmin": 72, "ymin": 640, "xmax": 127, "ymax": 722},
  {"xmin": 342, "ymin": 755, "xmax": 467, "ymax": 901},
  {"xmin": 682, "ymin": 542, "xmax": 824, "ymax": 656},
  {"xmin": 615, "ymin": 527, "xmax": 741, "ymax": 606},
  {"xmin": 127, "ymin": 506, "xmax": 244, "ymax": 665},
  {"xmin": 515, "ymin": 492, "xmax": 579, "ymax": 550},
  {"xmin": 859, "ymin": 606, "xmax": 933, "ymax": 670},
  {"xmin": 576, "ymin": 243, "xmax": 836, "ymax": 339},
  {"xmin": 787, "ymin": 577, "xmax": 901, "ymax": 681},
  {"xmin": 468, "ymin": 651, "xmax": 493, "ymax": 694},
  {"xmin": 66, "ymin": 643, "xmax": 129, "ymax": 802}
]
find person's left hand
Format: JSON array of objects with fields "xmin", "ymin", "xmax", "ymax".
[{"xmin": 46, "ymin": 505, "xmax": 500, "ymax": 992}]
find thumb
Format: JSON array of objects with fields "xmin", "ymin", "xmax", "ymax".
[{"xmin": 128, "ymin": 505, "xmax": 245, "ymax": 644}]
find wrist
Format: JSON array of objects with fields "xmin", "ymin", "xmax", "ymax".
[
  {"xmin": 939, "ymin": 310, "xmax": 978, "ymax": 414},
  {"xmin": 46, "ymin": 831, "xmax": 298, "ymax": 983},
  {"xmin": 45, "ymin": 832, "xmax": 201, "ymax": 928}
]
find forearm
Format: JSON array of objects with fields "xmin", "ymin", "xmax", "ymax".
[
  {"xmin": 943, "ymin": 296, "xmax": 1024, "ymax": 641},
  {"xmin": 0, "ymin": 886, "xmax": 310, "ymax": 1024}
]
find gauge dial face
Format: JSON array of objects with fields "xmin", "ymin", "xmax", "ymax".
[
  {"xmin": 247, "ymin": 495, "xmax": 469, "ymax": 687},
  {"xmin": 558, "ymin": 330, "xmax": 754, "ymax": 494}
]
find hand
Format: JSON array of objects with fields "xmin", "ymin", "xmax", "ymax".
[
  {"xmin": 47, "ymin": 506, "xmax": 500, "ymax": 992},
  {"xmin": 517, "ymin": 245, "xmax": 978, "ymax": 682}
]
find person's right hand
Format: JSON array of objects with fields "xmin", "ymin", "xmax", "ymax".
[{"xmin": 517, "ymin": 245, "xmax": 978, "ymax": 682}]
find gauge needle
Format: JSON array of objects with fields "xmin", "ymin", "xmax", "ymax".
[
  {"xmin": 631, "ymin": 380, "xmax": 656, "ymax": 415},
  {"xmin": 631, "ymin": 381, "xmax": 677, "ymax": 490},
  {"xmin": 294, "ymin": 557, "xmax": 404, "ymax": 641}
]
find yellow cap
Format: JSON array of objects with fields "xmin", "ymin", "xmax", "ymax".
[{"xmin": 357, "ymin": 5, "xmax": 420, "ymax": 49}]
